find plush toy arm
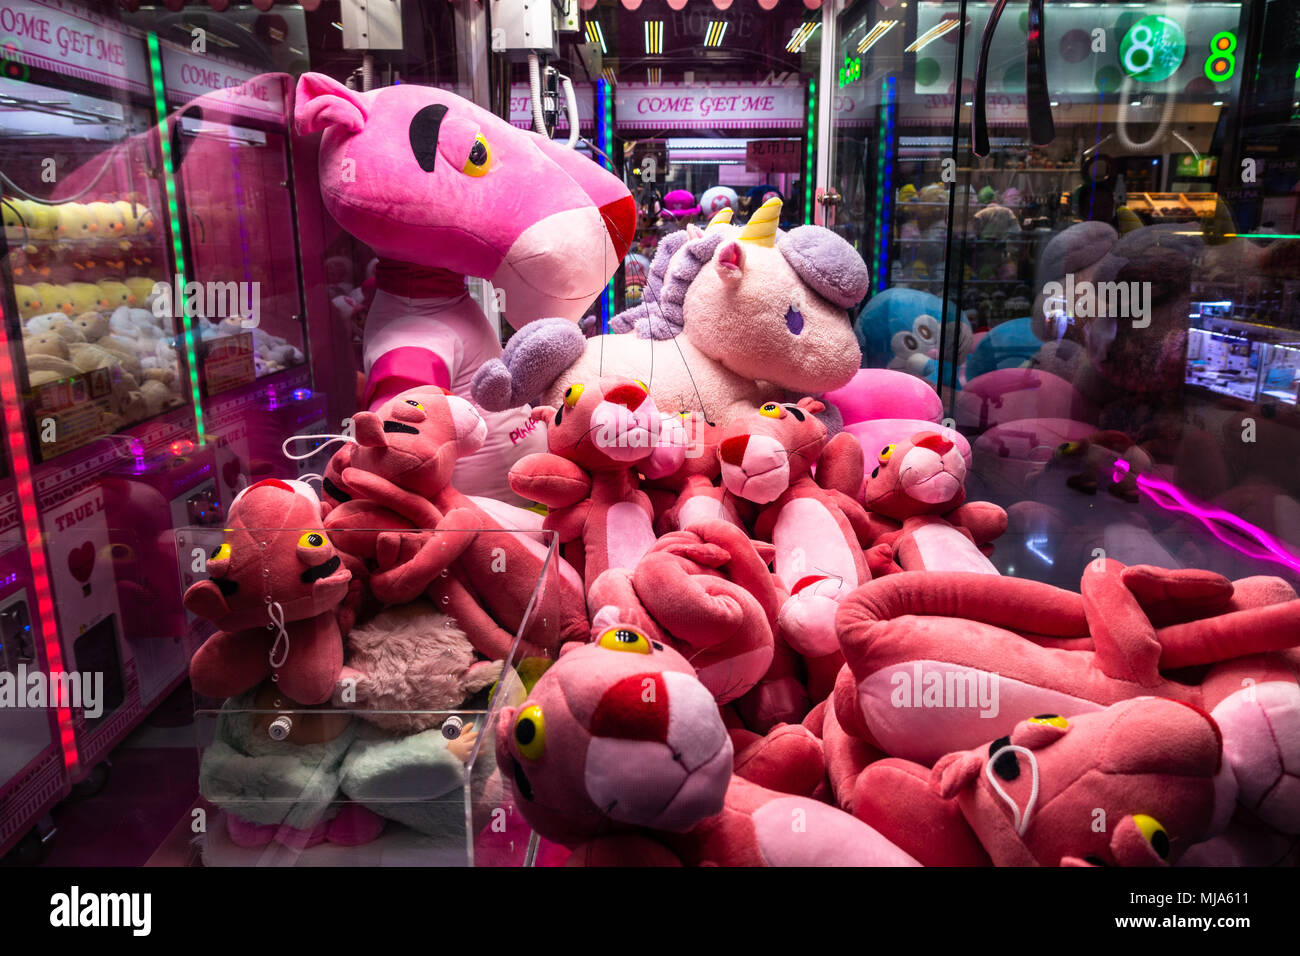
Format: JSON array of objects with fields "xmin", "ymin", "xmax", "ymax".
[
  {"xmin": 946, "ymin": 500, "xmax": 1008, "ymax": 547},
  {"xmin": 508, "ymin": 453, "xmax": 592, "ymax": 508},
  {"xmin": 816, "ymin": 431, "xmax": 865, "ymax": 498},
  {"xmin": 1080, "ymin": 559, "xmax": 1163, "ymax": 685},
  {"xmin": 470, "ymin": 317, "xmax": 586, "ymax": 411},
  {"xmin": 824, "ymin": 489, "xmax": 878, "ymax": 546},
  {"xmin": 190, "ymin": 628, "xmax": 273, "ymax": 699},
  {"xmin": 340, "ymin": 467, "xmax": 443, "ymax": 529},
  {"xmin": 369, "ymin": 508, "xmax": 482, "ymax": 604},
  {"xmin": 542, "ymin": 500, "xmax": 592, "ymax": 545}
]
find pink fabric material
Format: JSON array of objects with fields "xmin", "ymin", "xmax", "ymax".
[{"xmin": 365, "ymin": 346, "xmax": 452, "ymax": 410}]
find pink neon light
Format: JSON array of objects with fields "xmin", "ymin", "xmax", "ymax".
[
  {"xmin": 1136, "ymin": 472, "xmax": 1300, "ymax": 577},
  {"xmin": 0, "ymin": 308, "xmax": 79, "ymax": 772}
]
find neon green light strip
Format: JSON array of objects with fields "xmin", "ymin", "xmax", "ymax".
[
  {"xmin": 147, "ymin": 33, "xmax": 205, "ymax": 445},
  {"xmin": 805, "ymin": 78, "xmax": 815, "ymax": 224}
]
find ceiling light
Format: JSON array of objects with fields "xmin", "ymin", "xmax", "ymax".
[{"xmin": 857, "ymin": 20, "xmax": 899, "ymax": 54}]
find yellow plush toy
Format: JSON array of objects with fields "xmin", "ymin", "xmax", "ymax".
[
  {"xmin": 33, "ymin": 282, "xmax": 74, "ymax": 315},
  {"xmin": 2, "ymin": 198, "xmax": 27, "ymax": 242},
  {"xmin": 113, "ymin": 200, "xmax": 156, "ymax": 239},
  {"xmin": 54, "ymin": 202, "xmax": 96, "ymax": 242},
  {"xmin": 13, "ymin": 285, "xmax": 45, "ymax": 319},
  {"xmin": 66, "ymin": 282, "xmax": 110, "ymax": 313},
  {"xmin": 97, "ymin": 280, "xmax": 133, "ymax": 309},
  {"xmin": 124, "ymin": 277, "xmax": 161, "ymax": 305},
  {"xmin": 87, "ymin": 201, "xmax": 125, "ymax": 238}
]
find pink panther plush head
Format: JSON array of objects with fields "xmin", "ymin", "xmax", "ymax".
[
  {"xmin": 345, "ymin": 386, "xmax": 487, "ymax": 498},
  {"xmin": 495, "ymin": 632, "xmax": 733, "ymax": 848},
  {"xmin": 863, "ymin": 428, "xmax": 968, "ymax": 519},
  {"xmin": 717, "ymin": 397, "xmax": 828, "ymax": 504},
  {"xmin": 535, "ymin": 376, "xmax": 682, "ymax": 474},
  {"xmin": 933, "ymin": 698, "xmax": 1236, "ymax": 866},
  {"xmin": 295, "ymin": 73, "xmax": 635, "ymax": 324},
  {"xmin": 183, "ymin": 479, "xmax": 351, "ymax": 633}
]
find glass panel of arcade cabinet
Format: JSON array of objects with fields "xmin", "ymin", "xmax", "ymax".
[
  {"xmin": 0, "ymin": 77, "xmax": 187, "ymax": 463},
  {"xmin": 174, "ymin": 112, "xmax": 305, "ymax": 395},
  {"xmin": 595, "ymin": 0, "xmax": 826, "ymax": 313},
  {"xmin": 858, "ymin": 0, "xmax": 1300, "ymax": 588}
]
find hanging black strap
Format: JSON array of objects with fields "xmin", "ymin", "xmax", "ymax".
[{"xmin": 973, "ymin": 0, "xmax": 1055, "ymax": 157}]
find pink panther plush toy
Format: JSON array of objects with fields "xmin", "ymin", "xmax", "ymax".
[
  {"xmin": 495, "ymin": 633, "xmax": 919, "ymax": 866},
  {"xmin": 294, "ymin": 74, "xmax": 635, "ymax": 501}
]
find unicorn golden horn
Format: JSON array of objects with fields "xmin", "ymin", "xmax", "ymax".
[
  {"xmin": 706, "ymin": 208, "xmax": 734, "ymax": 230},
  {"xmin": 738, "ymin": 197, "xmax": 781, "ymax": 247}
]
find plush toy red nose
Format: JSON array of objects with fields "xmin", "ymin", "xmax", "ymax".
[
  {"xmin": 601, "ymin": 196, "xmax": 637, "ymax": 262},
  {"xmin": 914, "ymin": 432, "xmax": 955, "ymax": 455},
  {"xmin": 720, "ymin": 435, "xmax": 750, "ymax": 466},
  {"xmin": 605, "ymin": 383, "xmax": 648, "ymax": 410},
  {"xmin": 591, "ymin": 673, "xmax": 669, "ymax": 742}
]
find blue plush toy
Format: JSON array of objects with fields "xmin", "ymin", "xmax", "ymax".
[
  {"xmin": 964, "ymin": 315, "xmax": 1043, "ymax": 379},
  {"xmin": 854, "ymin": 287, "xmax": 972, "ymax": 385}
]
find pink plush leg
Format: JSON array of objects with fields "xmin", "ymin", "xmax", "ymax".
[
  {"xmin": 225, "ymin": 813, "xmax": 275, "ymax": 848},
  {"xmin": 734, "ymin": 636, "xmax": 810, "ymax": 732},
  {"xmin": 273, "ymin": 820, "xmax": 329, "ymax": 850},
  {"xmin": 431, "ymin": 575, "xmax": 546, "ymax": 661}
]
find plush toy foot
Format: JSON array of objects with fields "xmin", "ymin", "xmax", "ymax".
[
  {"xmin": 731, "ymin": 724, "xmax": 826, "ymax": 798},
  {"xmin": 326, "ymin": 804, "xmax": 386, "ymax": 845},
  {"xmin": 471, "ymin": 317, "xmax": 586, "ymax": 411},
  {"xmin": 225, "ymin": 813, "xmax": 276, "ymax": 848},
  {"xmin": 273, "ymin": 820, "xmax": 330, "ymax": 850}
]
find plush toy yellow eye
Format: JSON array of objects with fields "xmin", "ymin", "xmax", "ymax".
[
  {"xmin": 1028, "ymin": 714, "xmax": 1068, "ymax": 729},
  {"xmin": 1133, "ymin": 814, "xmax": 1169, "ymax": 859},
  {"xmin": 298, "ymin": 532, "xmax": 327, "ymax": 549},
  {"xmin": 404, "ymin": 399, "xmax": 424, "ymax": 410},
  {"xmin": 462, "ymin": 133, "xmax": 491, "ymax": 177},
  {"xmin": 563, "ymin": 384, "xmax": 585, "ymax": 408},
  {"xmin": 210, "ymin": 542, "xmax": 230, "ymax": 562},
  {"xmin": 878, "ymin": 444, "xmax": 896, "ymax": 464},
  {"xmin": 514, "ymin": 705, "xmax": 545, "ymax": 760},
  {"xmin": 634, "ymin": 379, "xmax": 649, "ymax": 392},
  {"xmin": 598, "ymin": 627, "xmax": 652, "ymax": 654},
  {"xmin": 759, "ymin": 402, "xmax": 781, "ymax": 418}
]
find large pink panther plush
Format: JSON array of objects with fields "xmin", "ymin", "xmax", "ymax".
[
  {"xmin": 495, "ymin": 633, "xmax": 919, "ymax": 866},
  {"xmin": 854, "ymin": 698, "xmax": 1235, "ymax": 867},
  {"xmin": 717, "ymin": 396, "xmax": 871, "ymax": 704},
  {"xmin": 294, "ymin": 73, "xmax": 635, "ymax": 501},
  {"xmin": 472, "ymin": 200, "xmax": 868, "ymax": 434},
  {"xmin": 824, "ymin": 562, "xmax": 1300, "ymax": 838},
  {"xmin": 321, "ymin": 386, "xmax": 589, "ymax": 660}
]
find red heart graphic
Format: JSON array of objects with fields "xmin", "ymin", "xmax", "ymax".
[
  {"xmin": 222, "ymin": 459, "xmax": 242, "ymax": 490},
  {"xmin": 68, "ymin": 541, "xmax": 96, "ymax": 583}
]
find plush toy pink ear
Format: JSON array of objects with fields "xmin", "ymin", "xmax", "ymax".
[
  {"xmin": 530, "ymin": 405, "xmax": 558, "ymax": 426},
  {"xmin": 1109, "ymin": 814, "xmax": 1172, "ymax": 866},
  {"xmin": 182, "ymin": 579, "xmax": 231, "ymax": 623},
  {"xmin": 295, "ymin": 72, "xmax": 368, "ymax": 136},
  {"xmin": 1010, "ymin": 716, "xmax": 1071, "ymax": 749},
  {"xmin": 931, "ymin": 751, "xmax": 984, "ymax": 799},
  {"xmin": 796, "ymin": 396, "xmax": 826, "ymax": 415},
  {"xmin": 715, "ymin": 240, "xmax": 745, "ymax": 277}
]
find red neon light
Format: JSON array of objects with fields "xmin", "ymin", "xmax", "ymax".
[{"xmin": 0, "ymin": 308, "xmax": 79, "ymax": 772}]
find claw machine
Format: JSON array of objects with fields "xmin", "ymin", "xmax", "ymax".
[{"xmin": 0, "ymin": 0, "xmax": 228, "ymax": 786}]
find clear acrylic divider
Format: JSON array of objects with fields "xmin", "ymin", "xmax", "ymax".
[{"xmin": 176, "ymin": 522, "xmax": 563, "ymax": 866}]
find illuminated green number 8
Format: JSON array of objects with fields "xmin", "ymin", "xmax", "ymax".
[{"xmin": 1205, "ymin": 31, "xmax": 1236, "ymax": 82}]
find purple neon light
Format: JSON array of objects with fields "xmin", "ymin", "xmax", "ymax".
[{"xmin": 1135, "ymin": 471, "xmax": 1300, "ymax": 576}]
